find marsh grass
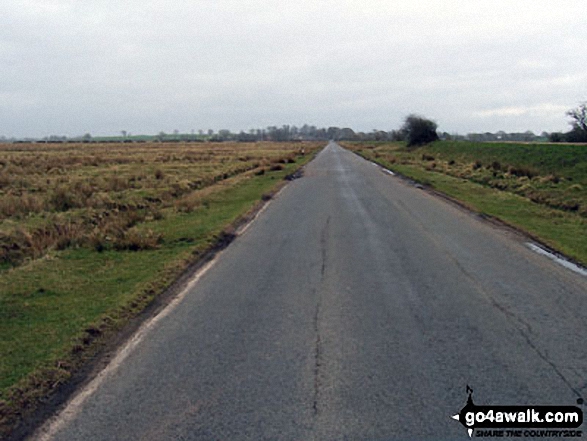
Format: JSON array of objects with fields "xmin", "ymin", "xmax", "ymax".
[
  {"xmin": 0, "ymin": 142, "xmax": 317, "ymax": 267},
  {"xmin": 0, "ymin": 141, "xmax": 321, "ymax": 436}
]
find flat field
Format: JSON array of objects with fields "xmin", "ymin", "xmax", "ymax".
[
  {"xmin": 343, "ymin": 140, "xmax": 587, "ymax": 265},
  {"xmin": 0, "ymin": 141, "xmax": 321, "ymax": 433}
]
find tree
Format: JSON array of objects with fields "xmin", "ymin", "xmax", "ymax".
[
  {"xmin": 401, "ymin": 114, "xmax": 439, "ymax": 147},
  {"xmin": 389, "ymin": 129, "xmax": 406, "ymax": 141},
  {"xmin": 549, "ymin": 132, "xmax": 564, "ymax": 143},
  {"xmin": 566, "ymin": 103, "xmax": 587, "ymax": 142},
  {"xmin": 567, "ymin": 103, "xmax": 587, "ymax": 132}
]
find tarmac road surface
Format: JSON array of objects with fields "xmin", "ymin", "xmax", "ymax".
[{"xmin": 38, "ymin": 142, "xmax": 587, "ymax": 440}]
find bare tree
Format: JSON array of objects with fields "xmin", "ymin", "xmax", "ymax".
[{"xmin": 567, "ymin": 102, "xmax": 587, "ymax": 132}]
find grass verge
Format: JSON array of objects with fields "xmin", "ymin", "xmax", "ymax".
[
  {"xmin": 0, "ymin": 148, "xmax": 319, "ymax": 438},
  {"xmin": 343, "ymin": 141, "xmax": 587, "ymax": 266}
]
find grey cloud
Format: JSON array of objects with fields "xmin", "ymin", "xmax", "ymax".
[{"xmin": 0, "ymin": 0, "xmax": 585, "ymax": 137}]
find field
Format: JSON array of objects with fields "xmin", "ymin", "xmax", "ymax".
[
  {"xmin": 0, "ymin": 141, "xmax": 322, "ymax": 433},
  {"xmin": 343, "ymin": 140, "xmax": 587, "ymax": 265}
]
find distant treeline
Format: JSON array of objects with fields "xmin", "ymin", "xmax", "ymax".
[
  {"xmin": 1, "ymin": 124, "xmax": 585, "ymax": 144},
  {"xmin": 446, "ymin": 131, "xmax": 550, "ymax": 143},
  {"xmin": 2, "ymin": 126, "xmax": 389, "ymax": 144}
]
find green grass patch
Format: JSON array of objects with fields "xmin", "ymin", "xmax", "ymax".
[
  {"xmin": 0, "ymin": 146, "xmax": 319, "ymax": 435},
  {"xmin": 344, "ymin": 141, "xmax": 587, "ymax": 266}
]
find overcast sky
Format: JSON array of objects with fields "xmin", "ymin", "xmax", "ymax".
[{"xmin": 0, "ymin": 0, "xmax": 585, "ymax": 137}]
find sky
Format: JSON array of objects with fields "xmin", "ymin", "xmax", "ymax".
[{"xmin": 0, "ymin": 0, "xmax": 585, "ymax": 138}]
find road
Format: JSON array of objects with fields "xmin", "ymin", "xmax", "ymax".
[{"xmin": 38, "ymin": 142, "xmax": 587, "ymax": 440}]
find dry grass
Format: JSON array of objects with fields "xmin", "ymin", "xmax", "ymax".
[
  {"xmin": 344, "ymin": 141, "xmax": 587, "ymax": 217},
  {"xmin": 0, "ymin": 140, "xmax": 322, "ymax": 437},
  {"xmin": 344, "ymin": 140, "xmax": 587, "ymax": 265},
  {"xmin": 0, "ymin": 141, "xmax": 317, "ymax": 267}
]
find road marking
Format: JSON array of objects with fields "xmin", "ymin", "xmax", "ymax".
[
  {"xmin": 33, "ymin": 257, "xmax": 219, "ymax": 441},
  {"xmin": 237, "ymin": 186, "xmax": 282, "ymax": 236},
  {"xmin": 33, "ymin": 171, "xmax": 284, "ymax": 441},
  {"xmin": 526, "ymin": 243, "xmax": 587, "ymax": 277},
  {"xmin": 366, "ymin": 159, "xmax": 395, "ymax": 175}
]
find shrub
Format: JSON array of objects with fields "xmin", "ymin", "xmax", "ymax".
[
  {"xmin": 385, "ymin": 155, "xmax": 397, "ymax": 164},
  {"xmin": 549, "ymin": 132, "xmax": 564, "ymax": 142},
  {"xmin": 0, "ymin": 194, "xmax": 45, "ymax": 218},
  {"xmin": 0, "ymin": 231, "xmax": 24, "ymax": 264},
  {"xmin": 491, "ymin": 161, "xmax": 502, "ymax": 171},
  {"xmin": 151, "ymin": 208, "xmax": 165, "ymax": 220},
  {"xmin": 401, "ymin": 114, "xmax": 439, "ymax": 147},
  {"xmin": 174, "ymin": 194, "xmax": 201, "ymax": 213},
  {"xmin": 113, "ymin": 228, "xmax": 162, "ymax": 251},
  {"xmin": 87, "ymin": 230, "xmax": 108, "ymax": 252},
  {"xmin": 170, "ymin": 180, "xmax": 192, "ymax": 197},
  {"xmin": 50, "ymin": 186, "xmax": 83, "ymax": 211},
  {"xmin": 107, "ymin": 176, "xmax": 129, "ymax": 192},
  {"xmin": 565, "ymin": 128, "xmax": 587, "ymax": 143},
  {"xmin": 0, "ymin": 221, "xmax": 84, "ymax": 264},
  {"xmin": 507, "ymin": 165, "xmax": 538, "ymax": 178},
  {"xmin": 0, "ymin": 172, "xmax": 10, "ymax": 188}
]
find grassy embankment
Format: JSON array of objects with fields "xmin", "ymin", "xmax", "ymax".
[
  {"xmin": 0, "ymin": 141, "xmax": 322, "ymax": 434},
  {"xmin": 343, "ymin": 141, "xmax": 587, "ymax": 265}
]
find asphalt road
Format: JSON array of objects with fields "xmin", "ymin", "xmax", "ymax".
[{"xmin": 39, "ymin": 142, "xmax": 587, "ymax": 440}]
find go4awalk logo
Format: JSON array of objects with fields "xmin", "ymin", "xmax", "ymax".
[{"xmin": 451, "ymin": 386, "xmax": 584, "ymax": 438}]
